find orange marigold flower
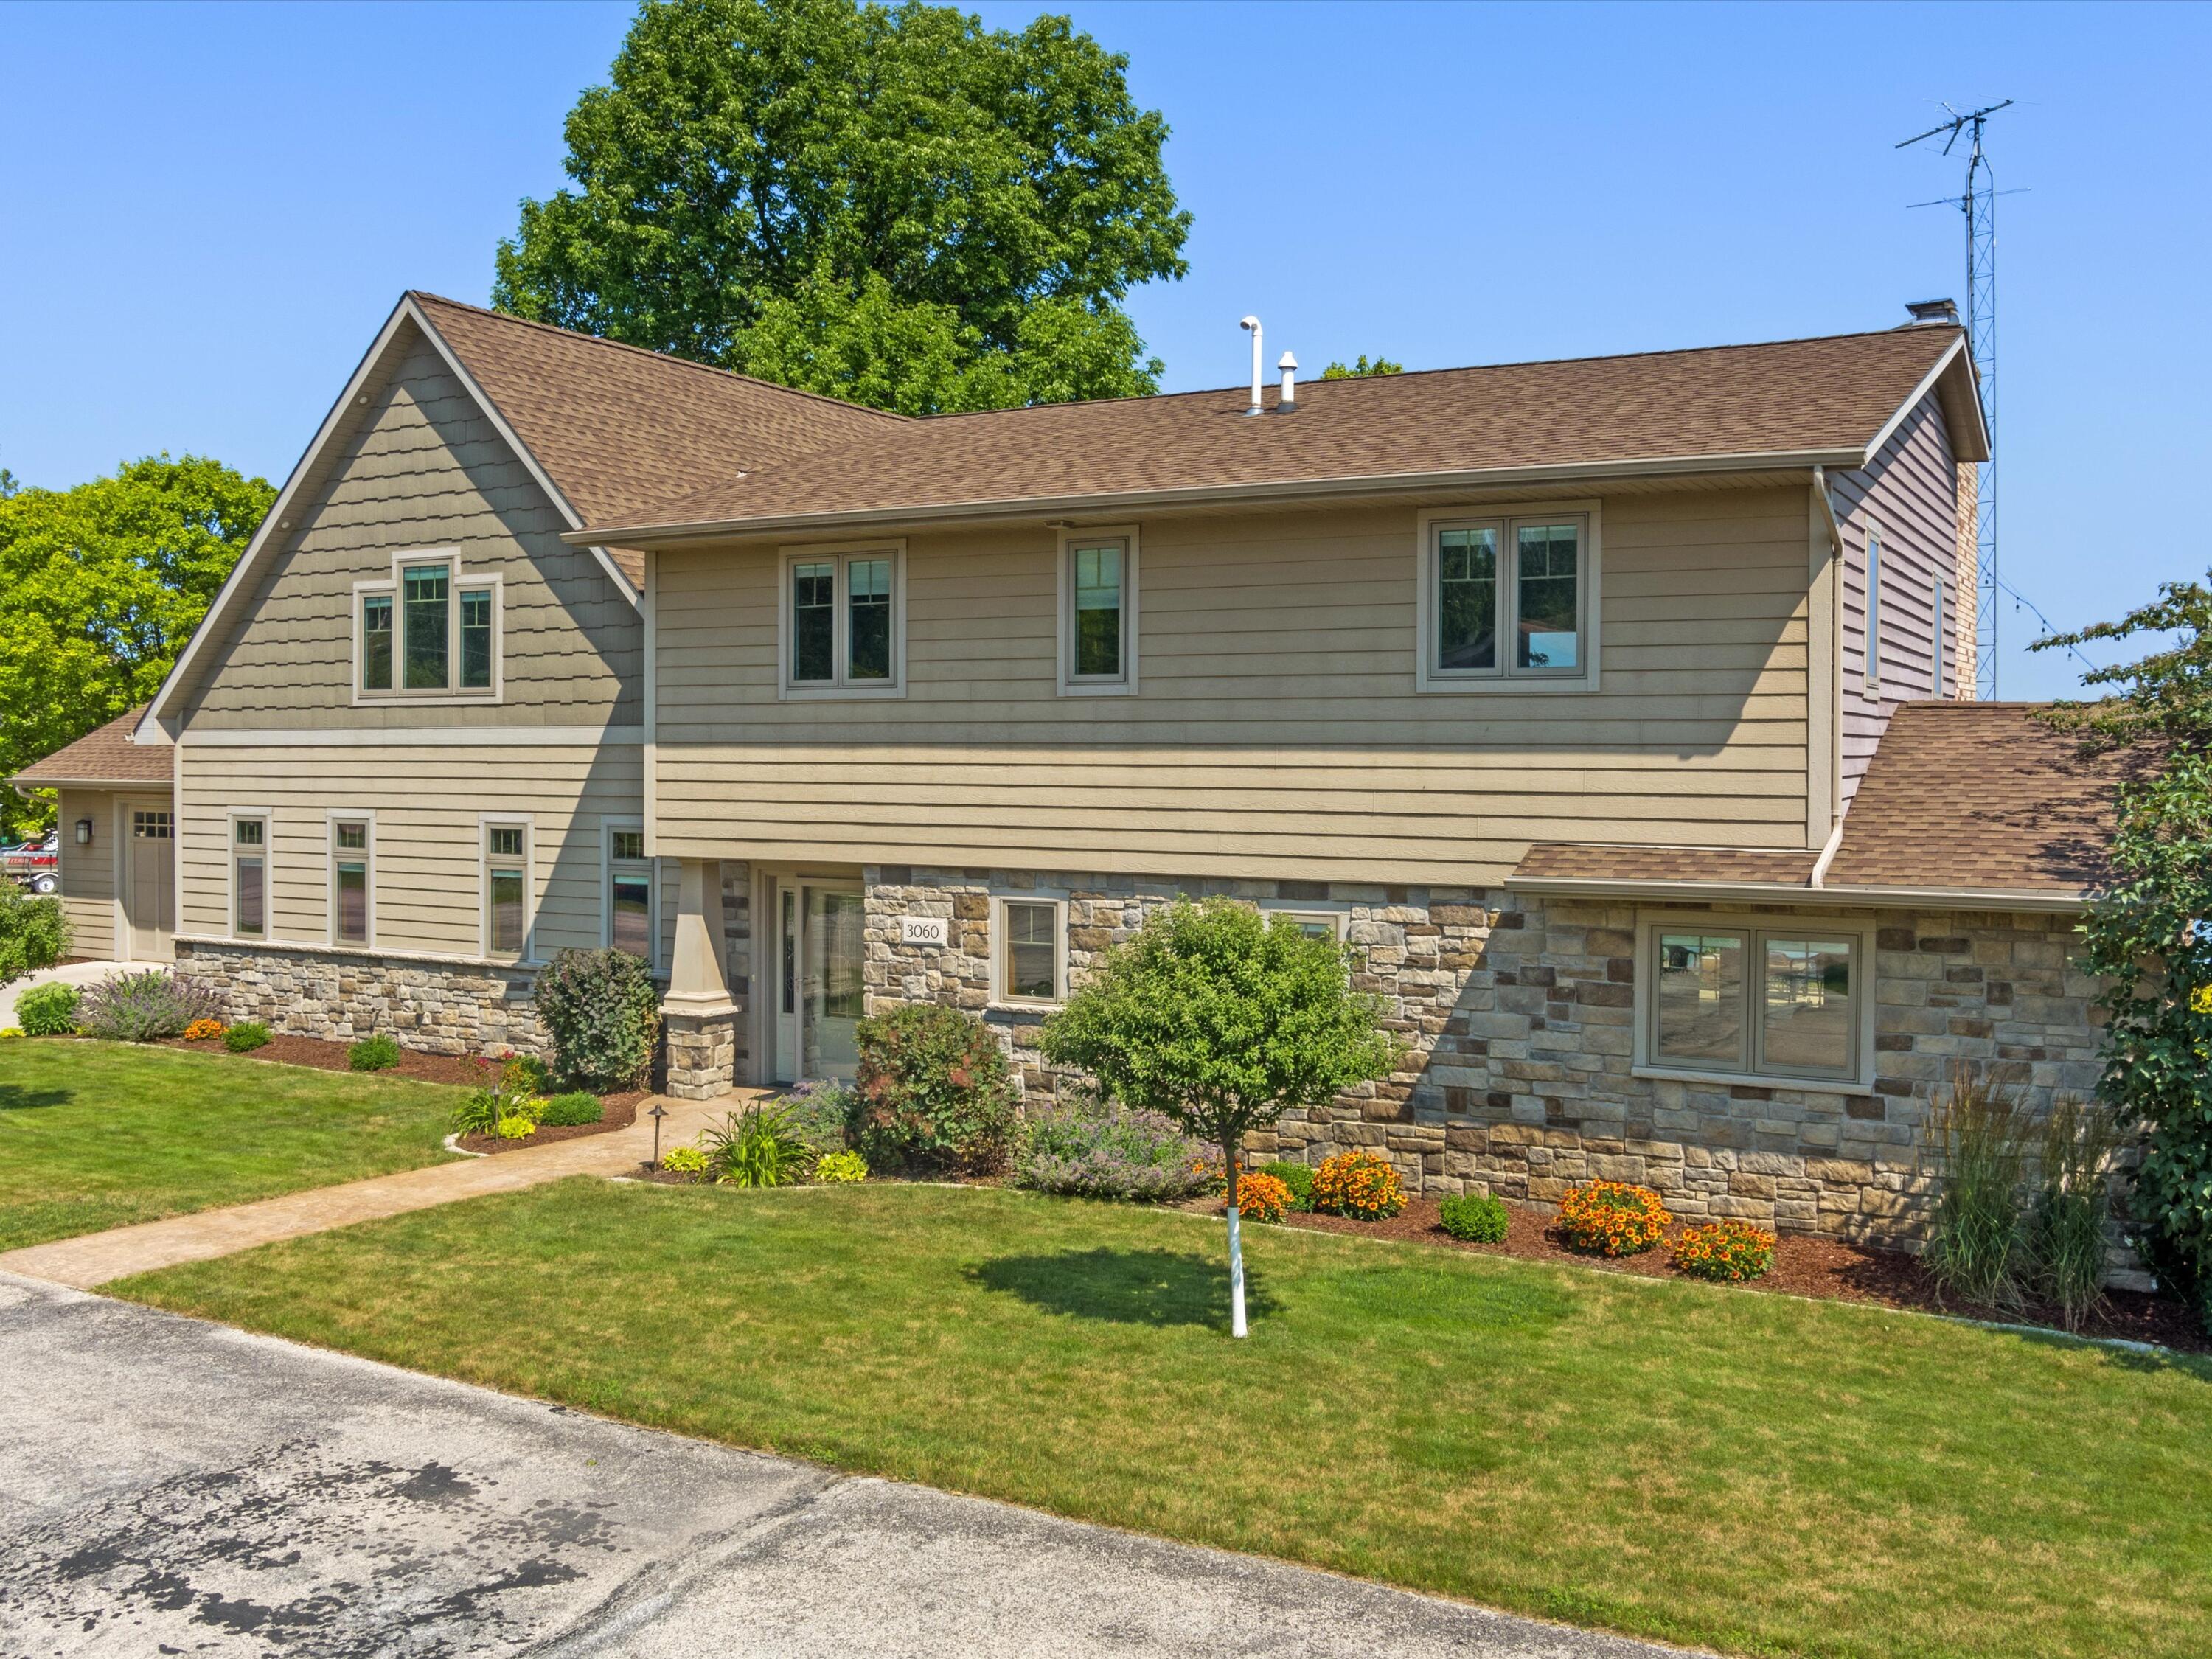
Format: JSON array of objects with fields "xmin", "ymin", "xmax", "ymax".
[
  {"xmin": 1312, "ymin": 1150, "xmax": 1408, "ymax": 1221},
  {"xmin": 1231, "ymin": 1171, "xmax": 1295, "ymax": 1224},
  {"xmin": 1556, "ymin": 1179, "xmax": 1669, "ymax": 1256}
]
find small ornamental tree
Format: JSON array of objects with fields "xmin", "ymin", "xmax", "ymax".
[{"xmin": 1040, "ymin": 898, "xmax": 1402, "ymax": 1336}]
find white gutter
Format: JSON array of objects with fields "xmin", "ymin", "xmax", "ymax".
[{"xmin": 560, "ymin": 449, "xmax": 1859, "ymax": 548}]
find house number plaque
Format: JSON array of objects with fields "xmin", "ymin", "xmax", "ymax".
[{"xmin": 900, "ymin": 916, "xmax": 949, "ymax": 947}]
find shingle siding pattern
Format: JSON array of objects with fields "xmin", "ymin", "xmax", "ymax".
[{"xmin": 589, "ymin": 328, "xmax": 1966, "ymax": 535}]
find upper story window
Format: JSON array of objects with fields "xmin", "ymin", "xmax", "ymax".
[
  {"xmin": 1637, "ymin": 918, "xmax": 1869, "ymax": 1089},
  {"xmin": 1931, "ymin": 574, "xmax": 1946, "ymax": 698},
  {"xmin": 356, "ymin": 551, "xmax": 500, "ymax": 700},
  {"xmin": 1058, "ymin": 526, "xmax": 1139, "ymax": 695},
  {"xmin": 1864, "ymin": 524, "xmax": 1882, "ymax": 695},
  {"xmin": 1417, "ymin": 505, "xmax": 1600, "ymax": 692},
  {"xmin": 782, "ymin": 543, "xmax": 905, "ymax": 698}
]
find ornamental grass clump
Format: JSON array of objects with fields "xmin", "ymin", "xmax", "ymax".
[
  {"xmin": 1312, "ymin": 1150, "xmax": 1408, "ymax": 1220},
  {"xmin": 1922, "ymin": 1066, "xmax": 2033, "ymax": 1310},
  {"xmin": 702, "ymin": 1102, "xmax": 812, "ymax": 1188},
  {"xmin": 1013, "ymin": 1099, "xmax": 1209, "ymax": 1202},
  {"xmin": 1672, "ymin": 1220, "xmax": 1776, "ymax": 1282},
  {"xmin": 1556, "ymin": 1180, "xmax": 1669, "ymax": 1256},
  {"xmin": 2029, "ymin": 1096, "xmax": 2126, "ymax": 1330},
  {"xmin": 77, "ymin": 969, "xmax": 220, "ymax": 1043},
  {"xmin": 1438, "ymin": 1192, "xmax": 1510, "ymax": 1243}
]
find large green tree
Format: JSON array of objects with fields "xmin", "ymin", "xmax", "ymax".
[
  {"xmin": 2036, "ymin": 574, "xmax": 2212, "ymax": 1322},
  {"xmin": 0, "ymin": 455, "xmax": 274, "ymax": 835},
  {"xmin": 494, "ymin": 0, "xmax": 1190, "ymax": 414}
]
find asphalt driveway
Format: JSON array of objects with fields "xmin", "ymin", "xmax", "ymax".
[{"xmin": 0, "ymin": 1272, "xmax": 1689, "ymax": 1658}]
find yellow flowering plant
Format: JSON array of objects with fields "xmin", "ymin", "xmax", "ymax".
[
  {"xmin": 1231, "ymin": 1169, "xmax": 1294, "ymax": 1223},
  {"xmin": 183, "ymin": 1018, "xmax": 226, "ymax": 1042},
  {"xmin": 1671, "ymin": 1219, "xmax": 1776, "ymax": 1281},
  {"xmin": 1312, "ymin": 1149, "xmax": 1408, "ymax": 1220},
  {"xmin": 1556, "ymin": 1179, "xmax": 1669, "ymax": 1256}
]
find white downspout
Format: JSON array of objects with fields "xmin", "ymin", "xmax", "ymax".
[
  {"xmin": 1239, "ymin": 316, "xmax": 1263, "ymax": 415},
  {"xmin": 1809, "ymin": 815, "xmax": 1846, "ymax": 890}
]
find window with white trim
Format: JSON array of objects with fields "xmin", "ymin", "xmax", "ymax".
[
  {"xmin": 232, "ymin": 817, "xmax": 267, "ymax": 939},
  {"xmin": 995, "ymin": 898, "xmax": 1065, "ymax": 1005},
  {"xmin": 1642, "ymin": 923, "xmax": 1864, "ymax": 1085},
  {"xmin": 1932, "ymin": 575, "xmax": 1946, "ymax": 698},
  {"xmin": 608, "ymin": 826, "xmax": 653, "ymax": 960},
  {"xmin": 1419, "ymin": 509, "xmax": 1596, "ymax": 688},
  {"xmin": 331, "ymin": 819, "xmax": 371, "ymax": 947},
  {"xmin": 1058, "ymin": 527, "xmax": 1138, "ymax": 693},
  {"xmin": 356, "ymin": 552, "xmax": 499, "ymax": 699},
  {"xmin": 482, "ymin": 821, "xmax": 530, "ymax": 960},
  {"xmin": 783, "ymin": 546, "xmax": 904, "ymax": 695},
  {"xmin": 1864, "ymin": 525, "xmax": 1882, "ymax": 694},
  {"xmin": 1263, "ymin": 907, "xmax": 1348, "ymax": 942}
]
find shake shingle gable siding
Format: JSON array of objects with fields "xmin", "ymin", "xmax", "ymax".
[{"xmin": 571, "ymin": 325, "xmax": 1977, "ymax": 539}]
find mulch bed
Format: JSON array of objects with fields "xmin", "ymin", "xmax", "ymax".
[
  {"xmin": 1230, "ymin": 1194, "xmax": 2206, "ymax": 1354},
  {"xmin": 159, "ymin": 1031, "xmax": 645, "ymax": 1155}
]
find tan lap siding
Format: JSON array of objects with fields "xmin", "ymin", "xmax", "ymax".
[
  {"xmin": 653, "ymin": 487, "xmax": 1812, "ymax": 886},
  {"xmin": 176, "ymin": 744, "xmax": 643, "ymax": 959},
  {"xmin": 53, "ymin": 788, "xmax": 119, "ymax": 959}
]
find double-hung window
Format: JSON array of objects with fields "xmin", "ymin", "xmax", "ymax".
[
  {"xmin": 783, "ymin": 544, "xmax": 904, "ymax": 695},
  {"xmin": 1641, "ymin": 921, "xmax": 1866, "ymax": 1086},
  {"xmin": 330, "ymin": 818, "xmax": 371, "ymax": 947},
  {"xmin": 607, "ymin": 826, "xmax": 653, "ymax": 960},
  {"xmin": 482, "ymin": 821, "xmax": 531, "ymax": 961},
  {"xmin": 357, "ymin": 552, "xmax": 498, "ymax": 698},
  {"xmin": 1058, "ymin": 527, "xmax": 1138, "ymax": 693},
  {"xmin": 232, "ymin": 816, "xmax": 267, "ymax": 939},
  {"xmin": 1419, "ymin": 507, "xmax": 1598, "ymax": 689},
  {"xmin": 995, "ymin": 897, "xmax": 1065, "ymax": 1006}
]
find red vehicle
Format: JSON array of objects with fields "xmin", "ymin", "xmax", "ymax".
[{"xmin": 3, "ymin": 832, "xmax": 59, "ymax": 896}]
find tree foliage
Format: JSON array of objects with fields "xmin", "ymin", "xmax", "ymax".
[
  {"xmin": 2034, "ymin": 573, "xmax": 2212, "ymax": 1321},
  {"xmin": 1319, "ymin": 355, "xmax": 1403, "ymax": 380},
  {"xmin": 1038, "ymin": 898, "xmax": 1402, "ymax": 1200},
  {"xmin": 493, "ymin": 0, "xmax": 1190, "ymax": 414},
  {"xmin": 0, "ymin": 886, "xmax": 69, "ymax": 990},
  {"xmin": 0, "ymin": 456, "xmax": 274, "ymax": 837}
]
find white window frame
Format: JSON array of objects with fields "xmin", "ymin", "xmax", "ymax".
[
  {"xmin": 226, "ymin": 808, "xmax": 272, "ymax": 942},
  {"xmin": 1631, "ymin": 912, "xmax": 1876, "ymax": 1093},
  {"xmin": 479, "ymin": 814, "xmax": 535, "ymax": 964},
  {"xmin": 778, "ymin": 540, "xmax": 908, "ymax": 700},
  {"xmin": 1259, "ymin": 902, "xmax": 1349, "ymax": 941},
  {"xmin": 326, "ymin": 810, "xmax": 375, "ymax": 950},
  {"xmin": 1863, "ymin": 524, "xmax": 1882, "ymax": 695},
  {"xmin": 1055, "ymin": 524, "xmax": 1140, "ymax": 696},
  {"xmin": 991, "ymin": 894, "xmax": 1068, "ymax": 1009},
  {"xmin": 352, "ymin": 548, "xmax": 504, "ymax": 706},
  {"xmin": 1932, "ymin": 574, "xmax": 1946, "ymax": 698},
  {"xmin": 1415, "ymin": 501, "xmax": 1602, "ymax": 692},
  {"xmin": 602, "ymin": 818, "xmax": 660, "ymax": 970}
]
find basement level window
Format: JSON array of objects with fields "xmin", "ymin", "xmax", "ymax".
[{"xmin": 1635, "ymin": 919, "xmax": 1871, "ymax": 1088}]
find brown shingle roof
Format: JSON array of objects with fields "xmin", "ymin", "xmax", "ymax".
[
  {"xmin": 1824, "ymin": 702, "xmax": 2138, "ymax": 895},
  {"xmin": 411, "ymin": 294, "xmax": 905, "ymax": 581},
  {"xmin": 1510, "ymin": 703, "xmax": 2137, "ymax": 905},
  {"xmin": 12, "ymin": 708, "xmax": 170, "ymax": 788},
  {"xmin": 573, "ymin": 324, "xmax": 1970, "ymax": 540}
]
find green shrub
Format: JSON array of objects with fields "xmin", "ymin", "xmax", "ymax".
[
  {"xmin": 1014, "ymin": 1099, "xmax": 1209, "ymax": 1201},
  {"xmin": 0, "ymin": 884, "xmax": 69, "ymax": 990},
  {"xmin": 534, "ymin": 947, "xmax": 661, "ymax": 1091},
  {"xmin": 223, "ymin": 1021, "xmax": 271, "ymax": 1053},
  {"xmin": 1438, "ymin": 1192, "xmax": 1509, "ymax": 1243},
  {"xmin": 846, "ymin": 1003, "xmax": 1020, "ymax": 1175},
  {"xmin": 495, "ymin": 1114, "xmax": 538, "ymax": 1141},
  {"xmin": 2029, "ymin": 1096, "xmax": 2125, "ymax": 1331},
  {"xmin": 1258, "ymin": 1160, "xmax": 1315, "ymax": 1211},
  {"xmin": 77, "ymin": 970, "xmax": 220, "ymax": 1042},
  {"xmin": 702, "ymin": 1102, "xmax": 812, "ymax": 1188},
  {"xmin": 15, "ymin": 981, "xmax": 80, "ymax": 1037},
  {"xmin": 347, "ymin": 1033, "xmax": 400, "ymax": 1072},
  {"xmin": 661, "ymin": 1145, "xmax": 709, "ymax": 1178},
  {"xmin": 1924, "ymin": 1068, "xmax": 2033, "ymax": 1309},
  {"xmin": 540, "ymin": 1091, "xmax": 605, "ymax": 1127},
  {"xmin": 784, "ymin": 1079, "xmax": 854, "ymax": 1153},
  {"xmin": 815, "ymin": 1150, "xmax": 869, "ymax": 1183},
  {"xmin": 453, "ymin": 1056, "xmax": 546, "ymax": 1138}
]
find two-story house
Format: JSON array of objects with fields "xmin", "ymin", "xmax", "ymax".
[{"xmin": 32, "ymin": 292, "xmax": 2126, "ymax": 1256}]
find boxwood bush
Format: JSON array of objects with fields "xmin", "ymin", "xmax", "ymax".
[
  {"xmin": 1257, "ymin": 1159, "xmax": 1315, "ymax": 1211},
  {"xmin": 223, "ymin": 1020, "xmax": 271, "ymax": 1053},
  {"xmin": 347, "ymin": 1032, "xmax": 400, "ymax": 1072},
  {"xmin": 534, "ymin": 947, "xmax": 661, "ymax": 1091},
  {"xmin": 846, "ymin": 1002, "xmax": 1020, "ymax": 1175},
  {"xmin": 540, "ymin": 1090, "xmax": 605, "ymax": 1127},
  {"xmin": 1438, "ymin": 1192, "xmax": 1510, "ymax": 1243},
  {"xmin": 15, "ymin": 981, "xmax": 80, "ymax": 1037}
]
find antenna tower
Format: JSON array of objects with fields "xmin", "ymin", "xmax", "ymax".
[{"xmin": 1898, "ymin": 99, "xmax": 2010, "ymax": 698}]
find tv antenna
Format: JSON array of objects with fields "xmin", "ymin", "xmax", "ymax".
[{"xmin": 1898, "ymin": 100, "xmax": 2012, "ymax": 698}]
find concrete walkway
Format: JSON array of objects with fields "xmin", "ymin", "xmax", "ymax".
[
  {"xmin": 0, "ymin": 958, "xmax": 122, "ymax": 1028},
  {"xmin": 0, "ymin": 1091, "xmax": 748, "ymax": 1290},
  {"xmin": 0, "ymin": 1273, "xmax": 1691, "ymax": 1658}
]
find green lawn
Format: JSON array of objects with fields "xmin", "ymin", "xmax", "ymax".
[
  {"xmin": 116, "ymin": 1179, "xmax": 2211, "ymax": 1659},
  {"xmin": 0, "ymin": 1039, "xmax": 462, "ymax": 1251}
]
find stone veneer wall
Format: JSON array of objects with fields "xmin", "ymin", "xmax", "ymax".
[
  {"xmin": 175, "ymin": 939, "xmax": 551, "ymax": 1057},
  {"xmin": 861, "ymin": 864, "xmax": 2138, "ymax": 1285}
]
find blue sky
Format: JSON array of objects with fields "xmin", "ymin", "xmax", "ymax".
[{"xmin": 4, "ymin": 0, "xmax": 2205, "ymax": 698}]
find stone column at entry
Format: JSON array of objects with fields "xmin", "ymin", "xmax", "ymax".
[{"xmin": 662, "ymin": 857, "xmax": 737, "ymax": 1100}]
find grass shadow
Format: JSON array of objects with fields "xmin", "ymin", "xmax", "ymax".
[
  {"xmin": 967, "ymin": 1246, "xmax": 1281, "ymax": 1329},
  {"xmin": 0, "ymin": 1084, "xmax": 72, "ymax": 1113}
]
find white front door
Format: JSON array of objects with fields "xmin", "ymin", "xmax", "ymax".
[
  {"xmin": 122, "ymin": 802, "xmax": 175, "ymax": 961},
  {"xmin": 771, "ymin": 879, "xmax": 864, "ymax": 1084}
]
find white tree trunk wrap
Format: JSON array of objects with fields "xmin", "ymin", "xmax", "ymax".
[{"xmin": 1227, "ymin": 1203, "xmax": 1248, "ymax": 1339}]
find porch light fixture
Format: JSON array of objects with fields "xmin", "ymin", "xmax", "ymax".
[{"xmin": 74, "ymin": 818, "xmax": 92, "ymax": 846}]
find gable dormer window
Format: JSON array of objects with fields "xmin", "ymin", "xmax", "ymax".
[{"xmin": 354, "ymin": 551, "xmax": 501, "ymax": 701}]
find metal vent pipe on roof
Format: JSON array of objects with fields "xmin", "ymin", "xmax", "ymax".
[
  {"xmin": 1239, "ymin": 316, "xmax": 1263, "ymax": 415},
  {"xmin": 1278, "ymin": 351, "xmax": 1298, "ymax": 413}
]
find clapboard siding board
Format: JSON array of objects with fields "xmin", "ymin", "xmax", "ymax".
[
  {"xmin": 175, "ymin": 743, "xmax": 669, "ymax": 964},
  {"xmin": 653, "ymin": 485, "xmax": 1816, "ymax": 884},
  {"xmin": 53, "ymin": 788, "xmax": 119, "ymax": 959},
  {"xmin": 181, "ymin": 327, "xmax": 641, "ymax": 733},
  {"xmin": 1830, "ymin": 393, "xmax": 1963, "ymax": 807}
]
